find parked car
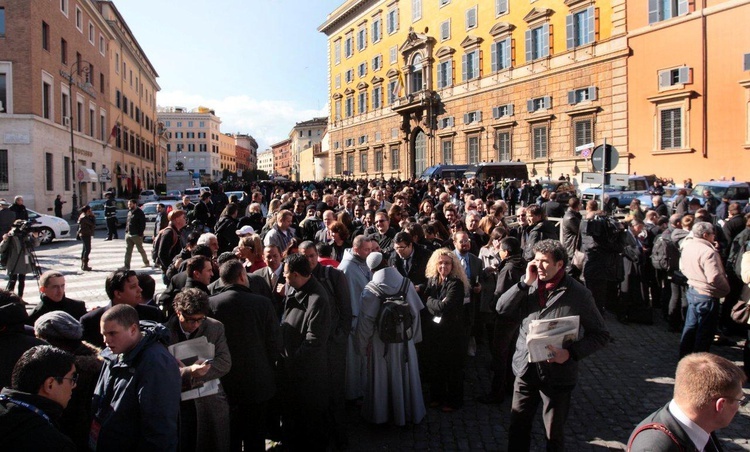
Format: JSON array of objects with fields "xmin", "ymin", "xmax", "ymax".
[
  {"xmin": 160, "ymin": 190, "xmax": 182, "ymax": 201},
  {"xmin": 138, "ymin": 190, "xmax": 159, "ymax": 204},
  {"xmin": 88, "ymin": 198, "xmax": 128, "ymax": 228},
  {"xmin": 27, "ymin": 209, "xmax": 71, "ymax": 245},
  {"xmin": 581, "ymin": 174, "xmax": 657, "ymax": 210},
  {"xmin": 637, "ymin": 187, "xmax": 678, "ymax": 211},
  {"xmin": 688, "ymin": 181, "xmax": 750, "ymax": 209},
  {"xmin": 420, "ymin": 165, "xmax": 470, "ymax": 181},
  {"xmin": 184, "ymin": 186, "xmax": 211, "ymax": 203},
  {"xmin": 225, "ymin": 191, "xmax": 247, "ymax": 203}
]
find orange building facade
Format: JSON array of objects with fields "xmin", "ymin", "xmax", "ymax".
[
  {"xmin": 271, "ymin": 138, "xmax": 292, "ymax": 178},
  {"xmin": 627, "ymin": 0, "xmax": 750, "ymax": 182}
]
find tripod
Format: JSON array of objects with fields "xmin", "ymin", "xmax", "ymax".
[{"xmin": 5, "ymin": 232, "xmax": 42, "ymax": 299}]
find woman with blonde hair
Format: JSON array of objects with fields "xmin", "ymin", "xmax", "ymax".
[
  {"xmin": 236, "ymin": 234, "xmax": 265, "ymax": 273},
  {"xmin": 422, "ymin": 248, "xmax": 469, "ymax": 412}
]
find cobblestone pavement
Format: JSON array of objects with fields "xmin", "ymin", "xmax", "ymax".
[{"xmin": 17, "ymin": 234, "xmax": 750, "ymax": 451}]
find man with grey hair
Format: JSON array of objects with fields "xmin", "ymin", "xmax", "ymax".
[
  {"xmin": 197, "ymin": 232, "xmax": 219, "ymax": 258},
  {"xmin": 678, "ymin": 221, "xmax": 730, "ymax": 357}
]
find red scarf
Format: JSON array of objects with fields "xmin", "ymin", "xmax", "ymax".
[{"xmin": 536, "ymin": 269, "xmax": 565, "ymax": 309}]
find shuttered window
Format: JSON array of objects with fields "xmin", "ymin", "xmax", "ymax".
[
  {"xmin": 574, "ymin": 118, "xmax": 593, "ymax": 148},
  {"xmin": 496, "ymin": 129, "xmax": 512, "ymax": 161},
  {"xmin": 566, "ymin": 7, "xmax": 595, "ymax": 49},
  {"xmin": 660, "ymin": 108, "xmax": 682, "ymax": 149},
  {"xmin": 532, "ymin": 125, "xmax": 548, "ymax": 159}
]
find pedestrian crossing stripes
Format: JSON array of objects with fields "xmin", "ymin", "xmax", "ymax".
[{"xmin": 12, "ymin": 236, "xmax": 167, "ymax": 310}]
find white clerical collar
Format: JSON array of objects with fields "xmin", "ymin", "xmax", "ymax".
[{"xmin": 669, "ymin": 399, "xmax": 710, "ymax": 451}]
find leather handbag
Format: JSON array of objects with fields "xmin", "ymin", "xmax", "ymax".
[{"xmin": 730, "ymin": 300, "xmax": 750, "ymax": 325}]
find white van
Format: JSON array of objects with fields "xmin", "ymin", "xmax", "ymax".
[{"xmin": 184, "ymin": 186, "xmax": 211, "ymax": 203}]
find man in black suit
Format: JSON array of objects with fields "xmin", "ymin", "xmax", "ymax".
[
  {"xmin": 80, "ymin": 269, "xmax": 164, "ymax": 347},
  {"xmin": 209, "ymin": 260, "xmax": 279, "ymax": 452},
  {"xmin": 389, "ymin": 231, "xmax": 430, "ymax": 295},
  {"xmin": 628, "ymin": 352, "xmax": 746, "ymax": 451}
]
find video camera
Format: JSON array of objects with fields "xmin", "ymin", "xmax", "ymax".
[{"xmin": 11, "ymin": 219, "xmax": 40, "ymax": 237}]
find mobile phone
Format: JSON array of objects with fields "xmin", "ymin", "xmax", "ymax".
[
  {"xmin": 202, "ymin": 359, "xmax": 213, "ymax": 365},
  {"xmin": 529, "ymin": 264, "xmax": 538, "ymax": 274}
]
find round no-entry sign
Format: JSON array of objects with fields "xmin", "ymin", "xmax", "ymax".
[{"xmin": 591, "ymin": 144, "xmax": 618, "ymax": 172}]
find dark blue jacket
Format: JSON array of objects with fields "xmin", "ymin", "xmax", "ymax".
[{"xmin": 91, "ymin": 321, "xmax": 181, "ymax": 452}]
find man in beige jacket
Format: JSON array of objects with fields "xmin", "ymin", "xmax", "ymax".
[{"xmin": 678, "ymin": 222, "xmax": 730, "ymax": 357}]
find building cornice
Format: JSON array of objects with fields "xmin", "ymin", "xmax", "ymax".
[{"xmin": 319, "ymin": 0, "xmax": 379, "ymax": 35}]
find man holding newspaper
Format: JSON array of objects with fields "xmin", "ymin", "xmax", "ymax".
[{"xmin": 496, "ymin": 239, "xmax": 610, "ymax": 451}]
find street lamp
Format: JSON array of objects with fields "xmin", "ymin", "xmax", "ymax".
[{"xmin": 62, "ymin": 59, "xmax": 92, "ymax": 220}]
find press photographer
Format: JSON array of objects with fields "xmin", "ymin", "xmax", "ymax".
[{"xmin": 0, "ymin": 219, "xmax": 41, "ymax": 297}]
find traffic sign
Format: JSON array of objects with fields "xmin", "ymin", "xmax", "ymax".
[{"xmin": 591, "ymin": 144, "xmax": 618, "ymax": 172}]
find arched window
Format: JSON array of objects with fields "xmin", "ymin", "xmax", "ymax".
[{"xmin": 410, "ymin": 54, "xmax": 424, "ymax": 94}]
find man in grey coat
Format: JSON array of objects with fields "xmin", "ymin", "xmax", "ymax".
[
  {"xmin": 338, "ymin": 235, "xmax": 374, "ymax": 401},
  {"xmin": 497, "ymin": 239, "xmax": 609, "ymax": 451}
]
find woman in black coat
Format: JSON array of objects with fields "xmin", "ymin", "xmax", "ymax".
[
  {"xmin": 423, "ymin": 248, "xmax": 469, "ymax": 412},
  {"xmin": 214, "ymin": 203, "xmax": 240, "ymax": 255}
]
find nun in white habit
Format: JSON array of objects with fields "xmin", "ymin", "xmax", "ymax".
[{"xmin": 355, "ymin": 252, "xmax": 426, "ymax": 426}]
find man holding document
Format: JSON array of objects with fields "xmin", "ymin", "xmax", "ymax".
[{"xmin": 496, "ymin": 239, "xmax": 610, "ymax": 451}]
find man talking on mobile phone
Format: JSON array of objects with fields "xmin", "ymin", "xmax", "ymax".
[{"xmin": 496, "ymin": 239, "xmax": 610, "ymax": 451}]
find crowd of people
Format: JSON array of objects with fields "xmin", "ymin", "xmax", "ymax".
[{"xmin": 0, "ymin": 175, "xmax": 748, "ymax": 451}]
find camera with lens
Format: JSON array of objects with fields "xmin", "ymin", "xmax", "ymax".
[{"xmin": 11, "ymin": 219, "xmax": 39, "ymax": 237}]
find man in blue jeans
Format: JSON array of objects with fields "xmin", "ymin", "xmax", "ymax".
[{"xmin": 678, "ymin": 222, "xmax": 730, "ymax": 358}]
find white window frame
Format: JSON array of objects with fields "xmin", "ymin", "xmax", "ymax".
[
  {"xmin": 75, "ymin": 6, "xmax": 82, "ymax": 32},
  {"xmin": 437, "ymin": 59, "xmax": 453, "ymax": 89},
  {"xmin": 372, "ymin": 86, "xmax": 382, "ymax": 109},
  {"xmin": 491, "ymin": 37, "xmax": 512, "ymax": 72},
  {"xmin": 335, "ymin": 74, "xmax": 341, "ymax": 89},
  {"xmin": 390, "ymin": 46, "xmax": 398, "ymax": 65},
  {"xmin": 658, "ymin": 66, "xmax": 692, "ymax": 91},
  {"xmin": 566, "ymin": 6, "xmax": 595, "ymax": 49},
  {"xmin": 99, "ymin": 34, "xmax": 105, "ymax": 56},
  {"xmin": 412, "ymin": 0, "xmax": 422, "ymax": 22},
  {"xmin": 440, "ymin": 19, "xmax": 451, "ymax": 41},
  {"xmin": 357, "ymin": 24, "xmax": 368, "ymax": 52},
  {"xmin": 88, "ymin": 22, "xmax": 95, "ymax": 45},
  {"xmin": 358, "ymin": 62, "xmax": 367, "ymax": 78},
  {"xmin": 462, "ymin": 49, "xmax": 480, "ymax": 82},
  {"xmin": 372, "ymin": 17, "xmax": 382, "ymax": 43},
  {"xmin": 60, "ymin": 0, "xmax": 69, "ymax": 17},
  {"xmin": 345, "ymin": 33, "xmax": 354, "ymax": 58},
  {"xmin": 41, "ymin": 71, "xmax": 54, "ymax": 120},
  {"xmin": 358, "ymin": 92, "xmax": 367, "ymax": 114},
  {"xmin": 525, "ymin": 23, "xmax": 550, "ymax": 62},
  {"xmin": 372, "ymin": 54, "xmax": 382, "ymax": 71},
  {"xmin": 387, "ymin": 6, "xmax": 399, "ymax": 34},
  {"xmin": 495, "ymin": 0, "xmax": 508, "ymax": 17},
  {"xmin": 465, "ymin": 6, "xmax": 478, "ymax": 31}
]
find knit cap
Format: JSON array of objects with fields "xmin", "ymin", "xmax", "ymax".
[{"xmin": 34, "ymin": 311, "xmax": 83, "ymax": 341}]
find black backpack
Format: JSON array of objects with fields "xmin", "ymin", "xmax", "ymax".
[
  {"xmin": 371, "ymin": 277, "xmax": 414, "ymax": 346},
  {"xmin": 651, "ymin": 233, "xmax": 680, "ymax": 272}
]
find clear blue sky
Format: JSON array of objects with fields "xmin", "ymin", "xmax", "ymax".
[{"xmin": 116, "ymin": 0, "xmax": 344, "ymax": 150}]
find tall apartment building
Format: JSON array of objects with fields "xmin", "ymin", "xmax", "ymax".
[
  {"xmin": 271, "ymin": 138, "xmax": 292, "ymax": 178},
  {"xmin": 319, "ymin": 0, "xmax": 628, "ymax": 180},
  {"xmin": 0, "ymin": 0, "xmax": 115, "ymax": 212},
  {"xmin": 219, "ymin": 132, "xmax": 236, "ymax": 175},
  {"xmin": 257, "ymin": 148, "xmax": 274, "ymax": 175},
  {"xmin": 627, "ymin": 0, "xmax": 750, "ymax": 181},
  {"xmin": 289, "ymin": 117, "xmax": 327, "ymax": 181},
  {"xmin": 233, "ymin": 133, "xmax": 258, "ymax": 173},
  {"xmin": 97, "ymin": 1, "xmax": 163, "ymax": 195},
  {"xmin": 158, "ymin": 106, "xmax": 222, "ymax": 180}
]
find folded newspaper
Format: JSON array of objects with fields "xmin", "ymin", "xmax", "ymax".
[
  {"xmin": 168, "ymin": 336, "xmax": 219, "ymax": 401},
  {"xmin": 526, "ymin": 315, "xmax": 580, "ymax": 363}
]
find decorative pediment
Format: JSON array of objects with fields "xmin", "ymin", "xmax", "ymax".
[
  {"xmin": 564, "ymin": 0, "xmax": 591, "ymax": 7},
  {"xmin": 489, "ymin": 22, "xmax": 516, "ymax": 37},
  {"xmin": 399, "ymin": 29, "xmax": 436, "ymax": 54},
  {"xmin": 523, "ymin": 7, "xmax": 554, "ymax": 24},
  {"xmin": 386, "ymin": 68, "xmax": 400, "ymax": 78},
  {"xmin": 370, "ymin": 76, "xmax": 384, "ymax": 85},
  {"xmin": 332, "ymin": 92, "xmax": 343, "ymax": 100},
  {"xmin": 460, "ymin": 35, "xmax": 484, "ymax": 50},
  {"xmin": 435, "ymin": 46, "xmax": 456, "ymax": 59},
  {"xmin": 356, "ymin": 81, "xmax": 369, "ymax": 90},
  {"xmin": 344, "ymin": 88, "xmax": 355, "ymax": 95}
]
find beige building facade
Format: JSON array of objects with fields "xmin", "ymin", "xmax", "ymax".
[
  {"xmin": 97, "ymin": 1, "xmax": 162, "ymax": 196},
  {"xmin": 289, "ymin": 117, "xmax": 327, "ymax": 181},
  {"xmin": 319, "ymin": 0, "xmax": 629, "ymax": 180},
  {"xmin": 257, "ymin": 148, "xmax": 274, "ymax": 175},
  {"xmin": 159, "ymin": 106, "xmax": 222, "ymax": 181}
]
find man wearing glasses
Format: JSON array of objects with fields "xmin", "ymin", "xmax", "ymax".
[
  {"xmin": 628, "ymin": 352, "xmax": 746, "ymax": 451},
  {"xmin": 0, "ymin": 345, "xmax": 77, "ymax": 450}
]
